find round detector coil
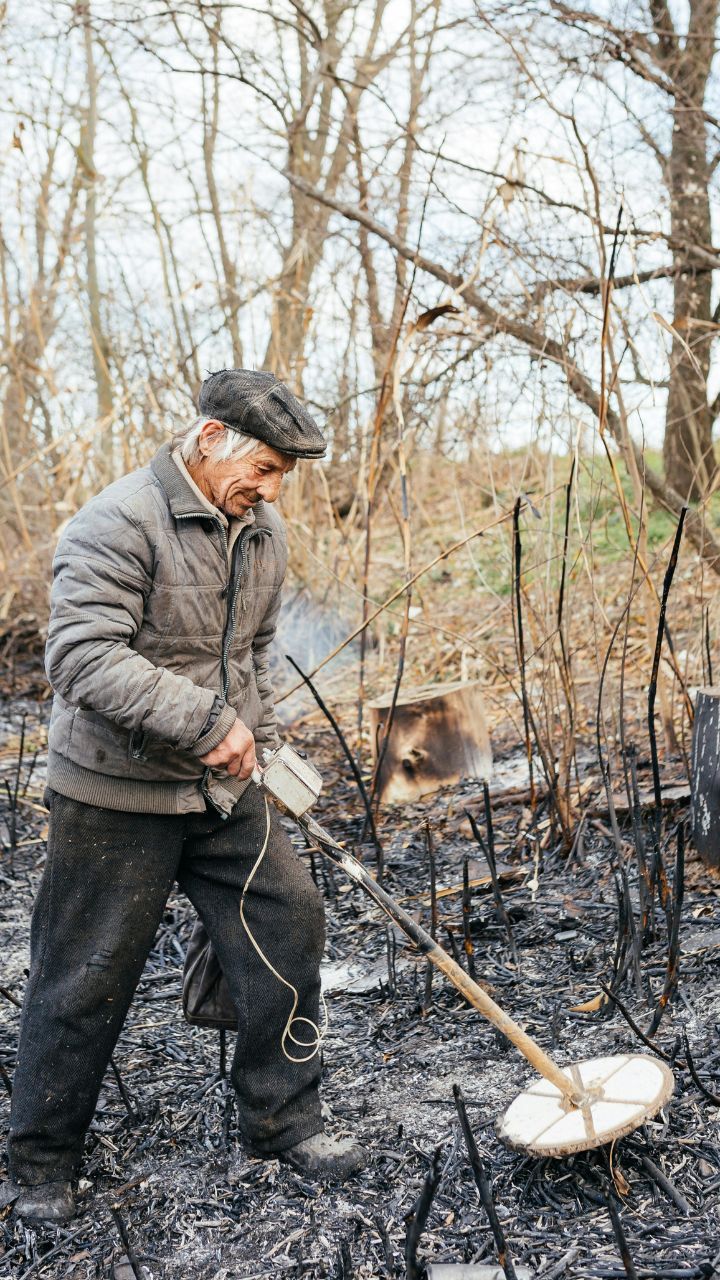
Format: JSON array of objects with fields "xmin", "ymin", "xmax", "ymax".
[{"xmin": 496, "ymin": 1053, "xmax": 675, "ymax": 1157}]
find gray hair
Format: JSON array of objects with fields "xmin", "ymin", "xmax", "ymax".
[{"xmin": 172, "ymin": 416, "xmax": 262, "ymax": 467}]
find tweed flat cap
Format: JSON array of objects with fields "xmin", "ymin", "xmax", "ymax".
[{"xmin": 197, "ymin": 369, "xmax": 326, "ymax": 458}]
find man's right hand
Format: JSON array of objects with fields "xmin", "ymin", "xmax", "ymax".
[{"xmin": 200, "ymin": 717, "xmax": 256, "ymax": 779}]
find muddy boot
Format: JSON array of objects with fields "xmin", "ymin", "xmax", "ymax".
[
  {"xmin": 279, "ymin": 1133, "xmax": 367, "ymax": 1180},
  {"xmin": 14, "ymin": 1181, "xmax": 76, "ymax": 1225}
]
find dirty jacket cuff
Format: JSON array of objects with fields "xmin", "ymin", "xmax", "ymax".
[
  {"xmin": 196, "ymin": 694, "xmax": 224, "ymax": 743},
  {"xmin": 190, "ymin": 703, "xmax": 237, "ymax": 756}
]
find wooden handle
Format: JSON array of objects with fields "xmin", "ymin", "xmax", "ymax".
[{"xmin": 301, "ymin": 816, "xmax": 584, "ymax": 1108}]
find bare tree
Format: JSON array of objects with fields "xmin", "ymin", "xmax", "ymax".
[
  {"xmin": 0, "ymin": 60, "xmax": 83, "ymax": 551},
  {"xmin": 534, "ymin": 1, "xmax": 720, "ymax": 501},
  {"xmin": 261, "ymin": 0, "xmax": 410, "ymax": 391},
  {"xmin": 80, "ymin": 2, "xmax": 114, "ymax": 464}
]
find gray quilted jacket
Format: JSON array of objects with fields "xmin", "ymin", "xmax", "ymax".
[{"xmin": 45, "ymin": 442, "xmax": 286, "ymax": 815}]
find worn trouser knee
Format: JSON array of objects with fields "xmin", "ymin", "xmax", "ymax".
[
  {"xmin": 181, "ymin": 792, "xmax": 326, "ymax": 1153},
  {"xmin": 7, "ymin": 793, "xmax": 181, "ymax": 1184}
]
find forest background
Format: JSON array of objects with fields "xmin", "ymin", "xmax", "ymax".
[{"xmin": 3, "ymin": 0, "xmax": 720, "ymax": 814}]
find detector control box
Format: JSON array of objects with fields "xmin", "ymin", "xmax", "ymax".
[{"xmin": 252, "ymin": 743, "xmax": 323, "ymax": 817}]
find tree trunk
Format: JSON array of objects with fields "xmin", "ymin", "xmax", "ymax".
[
  {"xmin": 286, "ymin": 169, "xmax": 720, "ymax": 578},
  {"xmin": 691, "ymin": 687, "xmax": 720, "ymax": 867},
  {"xmin": 201, "ymin": 9, "xmax": 243, "ymax": 367},
  {"xmin": 0, "ymin": 148, "xmax": 81, "ymax": 550},
  {"xmin": 660, "ymin": 0, "xmax": 719, "ymax": 500},
  {"xmin": 263, "ymin": 0, "xmax": 396, "ymax": 389},
  {"xmin": 369, "ymin": 680, "xmax": 492, "ymax": 804},
  {"xmin": 81, "ymin": 7, "xmax": 114, "ymax": 467}
]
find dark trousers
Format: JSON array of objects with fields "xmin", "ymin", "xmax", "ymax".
[{"xmin": 8, "ymin": 785, "xmax": 325, "ymax": 1185}]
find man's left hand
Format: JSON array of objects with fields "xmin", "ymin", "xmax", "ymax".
[{"xmin": 200, "ymin": 717, "xmax": 256, "ymax": 778}]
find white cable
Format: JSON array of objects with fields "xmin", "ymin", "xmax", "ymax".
[{"xmin": 239, "ymin": 793, "xmax": 328, "ymax": 1063}]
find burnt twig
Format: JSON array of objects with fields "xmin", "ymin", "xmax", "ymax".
[
  {"xmin": 453, "ymin": 1084, "xmax": 518, "ymax": 1280},
  {"xmin": 628, "ymin": 746, "xmax": 652, "ymax": 939},
  {"xmin": 404, "ymin": 1145, "xmax": 443, "ymax": 1280},
  {"xmin": 385, "ymin": 925, "xmax": 397, "ymax": 1000},
  {"xmin": 599, "ymin": 983, "xmax": 671, "ymax": 1061},
  {"xmin": 639, "ymin": 1154, "xmax": 691, "ymax": 1216},
  {"xmin": 445, "ymin": 925, "xmax": 464, "ymax": 969},
  {"xmin": 461, "ymin": 855, "xmax": 476, "ymax": 981},
  {"xmin": 646, "ymin": 821, "xmax": 685, "ymax": 1038},
  {"xmin": 0, "ymin": 1060, "xmax": 12, "ymax": 1096},
  {"xmin": 110, "ymin": 1057, "xmax": 137, "ymax": 1124},
  {"xmin": 423, "ymin": 821, "xmax": 438, "ymax": 1013},
  {"xmin": 285, "ymin": 654, "xmax": 383, "ymax": 875},
  {"xmin": 337, "ymin": 1236, "xmax": 353, "ymax": 1279},
  {"xmin": 595, "ymin": 550, "xmax": 648, "ymax": 876},
  {"xmin": 682, "ymin": 1030, "xmax": 720, "ymax": 1106},
  {"xmin": 513, "ymin": 498, "xmax": 534, "ymax": 810},
  {"xmin": 647, "ymin": 508, "xmax": 687, "ymax": 899},
  {"xmin": 110, "ymin": 1206, "xmax": 145, "ymax": 1280},
  {"xmin": 374, "ymin": 1216, "xmax": 396, "ymax": 1274},
  {"xmin": 2, "ymin": 715, "xmax": 26, "ymax": 875},
  {"xmin": 466, "ymin": 787, "xmax": 518, "ymax": 967},
  {"xmin": 606, "ymin": 1195, "xmax": 639, "ymax": 1280},
  {"xmin": 555, "ymin": 457, "xmax": 577, "ymax": 834}
]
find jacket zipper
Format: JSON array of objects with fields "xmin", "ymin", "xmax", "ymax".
[
  {"xmin": 129, "ymin": 728, "xmax": 148, "ymax": 760},
  {"xmin": 220, "ymin": 524, "xmax": 271, "ymax": 698},
  {"xmin": 176, "ymin": 512, "xmax": 272, "ymax": 813},
  {"xmin": 174, "ymin": 513, "xmax": 271, "ymax": 695}
]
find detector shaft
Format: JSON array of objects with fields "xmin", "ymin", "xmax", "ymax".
[{"xmin": 300, "ymin": 815, "xmax": 585, "ymax": 1108}]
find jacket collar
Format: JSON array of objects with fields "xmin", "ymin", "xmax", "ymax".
[{"xmin": 150, "ymin": 441, "xmax": 274, "ymax": 531}]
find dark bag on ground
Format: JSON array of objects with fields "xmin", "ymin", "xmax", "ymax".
[{"xmin": 182, "ymin": 919, "xmax": 238, "ymax": 1031}]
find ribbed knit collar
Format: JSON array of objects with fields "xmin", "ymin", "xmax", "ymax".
[{"xmin": 151, "ymin": 441, "xmax": 272, "ymax": 531}]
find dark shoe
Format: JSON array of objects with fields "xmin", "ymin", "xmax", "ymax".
[
  {"xmin": 279, "ymin": 1132, "xmax": 367, "ymax": 1181},
  {"xmin": 14, "ymin": 1180, "xmax": 76, "ymax": 1225}
]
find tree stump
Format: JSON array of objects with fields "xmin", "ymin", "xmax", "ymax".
[
  {"xmin": 368, "ymin": 680, "xmax": 492, "ymax": 805},
  {"xmin": 691, "ymin": 687, "xmax": 720, "ymax": 869}
]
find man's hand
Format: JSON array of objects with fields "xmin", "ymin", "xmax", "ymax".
[{"xmin": 200, "ymin": 717, "xmax": 256, "ymax": 779}]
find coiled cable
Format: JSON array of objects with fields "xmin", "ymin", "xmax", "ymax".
[{"xmin": 239, "ymin": 794, "xmax": 327, "ymax": 1063}]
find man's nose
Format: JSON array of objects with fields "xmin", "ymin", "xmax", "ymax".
[{"xmin": 257, "ymin": 473, "xmax": 283, "ymax": 503}]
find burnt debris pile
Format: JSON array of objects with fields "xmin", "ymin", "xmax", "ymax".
[{"xmin": 1, "ymin": 703, "xmax": 720, "ymax": 1279}]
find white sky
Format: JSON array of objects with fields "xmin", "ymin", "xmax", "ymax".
[{"xmin": 2, "ymin": 0, "xmax": 719, "ymax": 459}]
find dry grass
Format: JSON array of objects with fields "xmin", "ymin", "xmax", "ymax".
[{"xmin": 2, "ymin": 437, "xmax": 718, "ymax": 814}]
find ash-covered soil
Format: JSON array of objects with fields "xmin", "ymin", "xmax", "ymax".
[{"xmin": 2, "ymin": 703, "xmax": 720, "ymax": 1278}]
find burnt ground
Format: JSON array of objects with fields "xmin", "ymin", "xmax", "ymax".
[{"xmin": 1, "ymin": 701, "xmax": 720, "ymax": 1279}]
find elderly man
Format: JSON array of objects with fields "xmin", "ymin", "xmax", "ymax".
[{"xmin": 8, "ymin": 369, "xmax": 364, "ymax": 1225}]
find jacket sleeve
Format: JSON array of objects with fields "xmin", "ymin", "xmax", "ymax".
[
  {"xmin": 45, "ymin": 494, "xmax": 233, "ymax": 754},
  {"xmin": 251, "ymin": 525, "xmax": 287, "ymax": 754}
]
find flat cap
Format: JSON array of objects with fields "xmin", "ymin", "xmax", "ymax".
[{"xmin": 197, "ymin": 369, "xmax": 326, "ymax": 459}]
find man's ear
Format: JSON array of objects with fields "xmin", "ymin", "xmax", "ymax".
[{"xmin": 197, "ymin": 420, "xmax": 226, "ymax": 456}]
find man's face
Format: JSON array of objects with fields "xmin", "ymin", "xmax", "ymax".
[{"xmin": 195, "ymin": 426, "xmax": 297, "ymax": 517}]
